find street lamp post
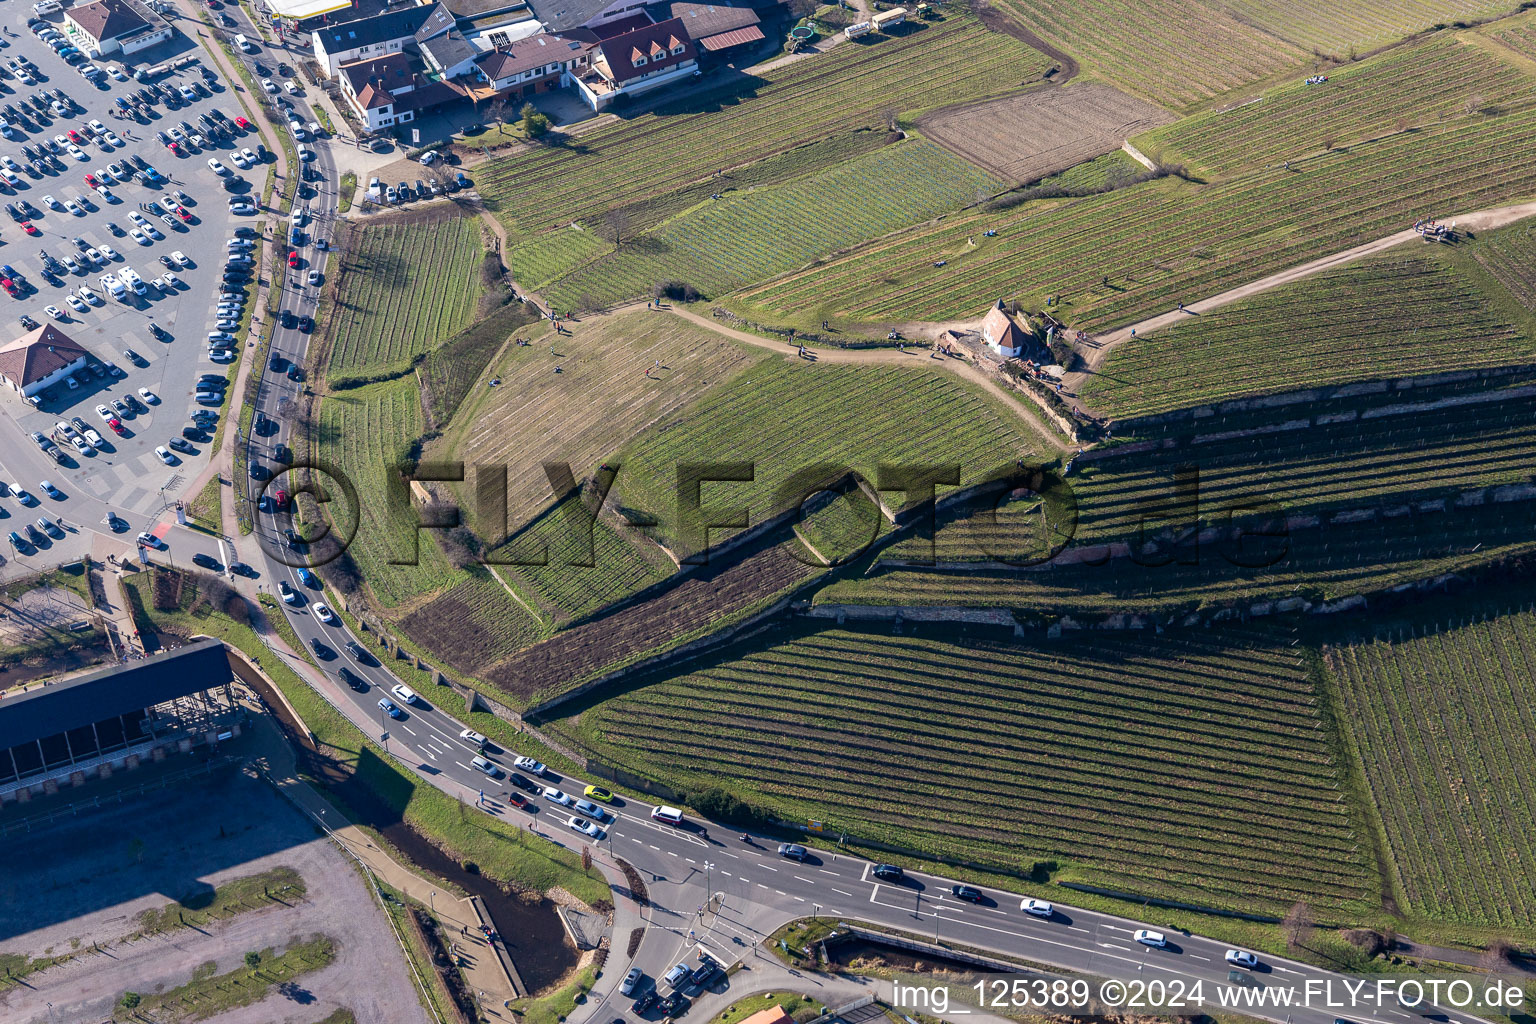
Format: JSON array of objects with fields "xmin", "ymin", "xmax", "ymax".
[
  {"xmin": 812, "ymin": 903, "xmax": 820, "ymax": 921},
  {"xmin": 704, "ymin": 860, "xmax": 713, "ymax": 906}
]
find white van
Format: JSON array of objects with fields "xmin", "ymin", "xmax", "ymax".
[
  {"xmin": 366, "ymin": 176, "xmax": 382, "ymax": 200},
  {"xmin": 234, "ymin": 34, "xmax": 255, "ymax": 53},
  {"xmin": 650, "ymin": 805, "xmax": 684, "ymax": 825},
  {"xmin": 33, "ymin": 0, "xmax": 63, "ymax": 14}
]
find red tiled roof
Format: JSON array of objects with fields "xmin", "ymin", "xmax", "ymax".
[
  {"xmin": 697, "ymin": 23, "xmax": 762, "ymax": 49},
  {"xmin": 601, "ymin": 16, "xmax": 696, "ymax": 83},
  {"xmin": 0, "ymin": 325, "xmax": 88, "ymax": 388},
  {"xmin": 355, "ymin": 83, "xmax": 394, "ymax": 109}
]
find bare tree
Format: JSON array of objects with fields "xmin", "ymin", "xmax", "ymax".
[
  {"xmin": 1464, "ymin": 92, "xmax": 1485, "ymax": 116},
  {"xmin": 879, "ymin": 105, "xmax": 899, "ymax": 132},
  {"xmin": 486, "ymin": 99, "xmax": 512, "ymax": 127},
  {"xmin": 604, "ymin": 207, "xmax": 630, "ymax": 248},
  {"xmin": 1478, "ymin": 939, "xmax": 1513, "ymax": 973},
  {"xmin": 1282, "ymin": 902, "xmax": 1314, "ymax": 950}
]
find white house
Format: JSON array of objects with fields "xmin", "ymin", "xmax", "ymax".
[
  {"xmin": 0, "ymin": 326, "xmax": 90, "ymax": 400},
  {"xmin": 311, "ymin": 4, "xmax": 454, "ymax": 79},
  {"xmin": 980, "ymin": 302, "xmax": 1028, "ymax": 359},
  {"xmin": 571, "ymin": 17, "xmax": 698, "ymax": 110}
]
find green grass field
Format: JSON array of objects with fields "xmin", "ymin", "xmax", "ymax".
[
  {"xmin": 327, "ymin": 213, "xmax": 486, "ymax": 378},
  {"xmin": 612, "ymin": 359, "xmax": 1048, "ymax": 554},
  {"xmin": 736, "ymin": 39, "xmax": 1536, "ymax": 333},
  {"xmin": 541, "ymin": 139, "xmax": 1004, "ymax": 311},
  {"xmin": 317, "ymin": 378, "xmax": 463, "ymax": 607},
  {"xmin": 561, "ymin": 626, "xmax": 1377, "ymax": 916},
  {"xmin": 477, "ymin": 15, "xmax": 1046, "ymax": 236},
  {"xmin": 1077, "ymin": 252, "xmax": 1536, "ymax": 419},
  {"xmin": 1325, "ymin": 609, "xmax": 1536, "ymax": 927}
]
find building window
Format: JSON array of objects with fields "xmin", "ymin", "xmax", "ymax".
[
  {"xmin": 671, "ymin": 44, "xmax": 684, "ymax": 55},
  {"xmin": 633, "ymin": 55, "xmax": 647, "ymax": 66}
]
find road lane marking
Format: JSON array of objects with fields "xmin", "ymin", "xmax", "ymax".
[
  {"xmin": 831, "ymin": 887, "xmax": 852, "ymax": 896},
  {"xmin": 1189, "ymin": 955, "xmax": 1209, "ymax": 962},
  {"xmin": 401, "ymin": 726, "xmax": 416, "ymax": 736},
  {"xmin": 819, "ymin": 869, "xmax": 839, "ymax": 876},
  {"xmin": 759, "ymin": 864, "xmax": 778, "ymax": 872},
  {"xmin": 869, "ymin": 884, "xmax": 880, "ymax": 902},
  {"xmin": 793, "ymin": 896, "xmax": 805, "ymax": 902},
  {"xmin": 775, "ymin": 890, "xmax": 786, "ymax": 896},
  {"xmin": 686, "ymin": 858, "xmax": 696, "ymax": 864},
  {"xmin": 454, "ymin": 762, "xmax": 473, "ymax": 773},
  {"xmin": 793, "ymin": 875, "xmax": 815, "ymax": 884}
]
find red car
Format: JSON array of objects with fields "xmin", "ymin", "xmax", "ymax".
[
  {"xmin": 167, "ymin": 141, "xmax": 181, "ymax": 155},
  {"xmin": 234, "ymin": 116, "xmax": 250, "ymax": 130},
  {"xmin": 66, "ymin": 129, "xmax": 83, "ymax": 144},
  {"xmin": 175, "ymin": 206, "xmax": 192, "ymax": 221},
  {"xmin": 274, "ymin": 488, "xmax": 288, "ymax": 509},
  {"xmin": 20, "ymin": 221, "xmax": 37, "ymax": 235},
  {"xmin": 108, "ymin": 418, "xmax": 126, "ymax": 436},
  {"xmin": 84, "ymin": 173, "xmax": 98, "ymax": 188},
  {"xmin": 286, "ymin": 251, "xmax": 299, "ymax": 268},
  {"xmin": 205, "ymin": 0, "xmax": 221, "ymax": 8}
]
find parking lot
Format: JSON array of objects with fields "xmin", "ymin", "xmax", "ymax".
[{"xmin": 0, "ymin": 13, "xmax": 262, "ymax": 574}]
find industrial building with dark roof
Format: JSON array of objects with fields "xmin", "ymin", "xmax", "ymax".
[{"xmin": 0, "ymin": 639, "xmax": 243, "ymax": 804}]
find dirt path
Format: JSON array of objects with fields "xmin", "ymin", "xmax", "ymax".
[
  {"xmin": 1062, "ymin": 199, "xmax": 1536, "ymax": 399},
  {"xmin": 654, "ymin": 304, "xmax": 1071, "ymax": 450}
]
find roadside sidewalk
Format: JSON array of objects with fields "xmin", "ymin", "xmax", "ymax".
[{"xmin": 243, "ymin": 712, "xmax": 521, "ymax": 1006}]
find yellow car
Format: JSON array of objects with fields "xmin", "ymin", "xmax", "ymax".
[{"xmin": 583, "ymin": 785, "xmax": 614, "ymax": 803}]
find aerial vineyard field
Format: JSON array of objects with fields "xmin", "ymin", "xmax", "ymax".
[
  {"xmin": 542, "ymin": 140, "xmax": 1003, "ymax": 311},
  {"xmin": 396, "ymin": 569, "xmax": 547, "ymax": 679},
  {"xmin": 819, "ymin": 503, "xmax": 1536, "ymax": 614},
  {"xmin": 1469, "ymin": 221, "xmax": 1536, "ymax": 312},
  {"xmin": 486, "ymin": 535, "xmax": 822, "ymax": 705},
  {"xmin": 493, "ymin": 503, "xmax": 669, "ymax": 626},
  {"xmin": 1078, "ymin": 253, "xmax": 1535, "ymax": 419},
  {"xmin": 317, "ymin": 379, "xmax": 464, "ymax": 607},
  {"xmin": 505, "ymin": 228, "xmax": 610, "ymax": 293},
  {"xmin": 738, "ymin": 100, "xmax": 1536, "ymax": 332},
  {"xmin": 441, "ymin": 312, "xmax": 764, "ymax": 541},
  {"xmin": 986, "ymin": 0, "xmax": 1306, "ymax": 108},
  {"xmin": 1065, "ymin": 389, "xmax": 1536, "ymax": 543},
  {"xmin": 827, "ymin": 380, "xmax": 1536, "ymax": 613},
  {"xmin": 613, "ymin": 360, "xmax": 1047, "ymax": 554},
  {"xmin": 918, "ymin": 83, "xmax": 1173, "ymax": 185},
  {"xmin": 1490, "ymin": 17, "xmax": 1536, "ymax": 59},
  {"xmin": 1138, "ymin": 38, "xmax": 1535, "ymax": 178},
  {"xmin": 476, "ymin": 15, "xmax": 1047, "ymax": 235},
  {"xmin": 563, "ymin": 626, "xmax": 1377, "ymax": 916},
  {"xmin": 1326, "ymin": 610, "xmax": 1536, "ymax": 926},
  {"xmin": 1226, "ymin": 0, "xmax": 1524, "ymax": 55},
  {"xmin": 327, "ymin": 213, "xmax": 485, "ymax": 377}
]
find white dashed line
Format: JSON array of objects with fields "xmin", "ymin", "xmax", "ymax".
[
  {"xmin": 831, "ymin": 887, "xmax": 852, "ymax": 896},
  {"xmin": 794, "ymin": 875, "xmax": 815, "ymax": 884}
]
